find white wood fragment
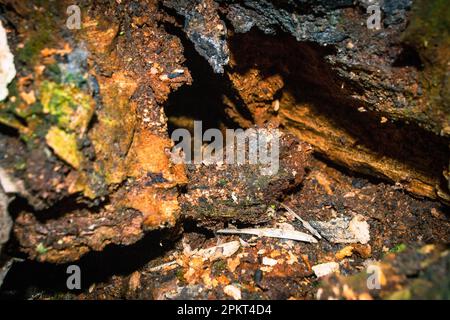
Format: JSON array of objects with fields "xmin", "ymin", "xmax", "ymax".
[
  {"xmin": 195, "ymin": 240, "xmax": 240, "ymax": 260},
  {"xmin": 310, "ymin": 214, "xmax": 370, "ymax": 244},
  {"xmin": 312, "ymin": 262, "xmax": 340, "ymax": 278},
  {"xmin": 262, "ymin": 257, "xmax": 278, "ymax": 266},
  {"xmin": 0, "ymin": 21, "xmax": 16, "ymax": 101},
  {"xmin": 223, "ymin": 285, "xmax": 242, "ymax": 300},
  {"xmin": 0, "ymin": 167, "xmax": 19, "ymax": 194},
  {"xmin": 216, "ymin": 227, "xmax": 318, "ymax": 243},
  {"xmin": 280, "ymin": 203, "xmax": 322, "ymax": 239},
  {"xmin": 148, "ymin": 260, "xmax": 178, "ymax": 272}
]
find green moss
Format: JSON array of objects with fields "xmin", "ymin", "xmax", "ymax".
[
  {"xmin": 16, "ymin": 1, "xmax": 61, "ymax": 66},
  {"xmin": 0, "ymin": 81, "xmax": 20, "ymax": 113},
  {"xmin": 0, "ymin": 112, "xmax": 23, "ymax": 130},
  {"xmin": 403, "ymin": 0, "xmax": 450, "ymax": 53},
  {"xmin": 45, "ymin": 63, "xmax": 62, "ymax": 83},
  {"xmin": 40, "ymin": 81, "xmax": 95, "ymax": 134},
  {"xmin": 386, "ymin": 288, "xmax": 412, "ymax": 300},
  {"xmin": 36, "ymin": 243, "xmax": 48, "ymax": 255},
  {"xmin": 0, "ymin": 81, "xmax": 42, "ymax": 133},
  {"xmin": 17, "ymin": 31, "xmax": 52, "ymax": 66},
  {"xmin": 5, "ymin": 80, "xmax": 20, "ymax": 108},
  {"xmin": 175, "ymin": 268, "xmax": 185, "ymax": 282},
  {"xmin": 14, "ymin": 159, "xmax": 27, "ymax": 171},
  {"xmin": 402, "ymin": 0, "xmax": 450, "ymax": 133},
  {"xmin": 62, "ymin": 72, "xmax": 87, "ymax": 87},
  {"xmin": 212, "ymin": 260, "xmax": 227, "ymax": 275},
  {"xmin": 390, "ymin": 243, "xmax": 407, "ymax": 254}
]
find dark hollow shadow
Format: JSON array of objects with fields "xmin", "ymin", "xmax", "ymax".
[
  {"xmin": 0, "ymin": 226, "xmax": 180, "ymax": 299},
  {"xmin": 227, "ymin": 29, "xmax": 449, "ymax": 190}
]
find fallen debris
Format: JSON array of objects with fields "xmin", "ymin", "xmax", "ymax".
[
  {"xmin": 312, "ymin": 262, "xmax": 340, "ymax": 278},
  {"xmin": 0, "ymin": 0, "xmax": 449, "ymax": 301},
  {"xmin": 310, "ymin": 214, "xmax": 370, "ymax": 244},
  {"xmin": 336, "ymin": 244, "xmax": 372, "ymax": 260},
  {"xmin": 147, "ymin": 261, "xmax": 178, "ymax": 273},
  {"xmin": 216, "ymin": 228, "xmax": 318, "ymax": 243},
  {"xmin": 194, "ymin": 241, "xmax": 241, "ymax": 261},
  {"xmin": 335, "ymin": 246, "xmax": 355, "ymax": 260},
  {"xmin": 280, "ymin": 203, "xmax": 322, "ymax": 239},
  {"xmin": 148, "ymin": 241, "xmax": 241, "ymax": 275},
  {"xmin": 262, "ymin": 257, "xmax": 278, "ymax": 267},
  {"xmin": 227, "ymin": 256, "xmax": 241, "ymax": 272},
  {"xmin": 223, "ymin": 284, "xmax": 242, "ymax": 300}
]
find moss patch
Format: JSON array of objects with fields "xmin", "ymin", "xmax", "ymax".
[
  {"xmin": 402, "ymin": 0, "xmax": 450, "ymax": 134},
  {"xmin": 40, "ymin": 81, "xmax": 95, "ymax": 134}
]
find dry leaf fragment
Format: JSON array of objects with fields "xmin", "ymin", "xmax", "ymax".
[{"xmin": 216, "ymin": 228, "xmax": 318, "ymax": 243}]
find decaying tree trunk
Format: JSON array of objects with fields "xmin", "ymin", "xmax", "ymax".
[{"xmin": 0, "ymin": 0, "xmax": 448, "ymax": 266}]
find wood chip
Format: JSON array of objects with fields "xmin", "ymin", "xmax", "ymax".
[
  {"xmin": 223, "ymin": 284, "xmax": 242, "ymax": 300},
  {"xmin": 335, "ymin": 246, "xmax": 355, "ymax": 260},
  {"xmin": 216, "ymin": 228, "xmax": 318, "ymax": 243},
  {"xmin": 280, "ymin": 203, "xmax": 322, "ymax": 239},
  {"xmin": 128, "ymin": 271, "xmax": 141, "ymax": 291},
  {"xmin": 195, "ymin": 240, "xmax": 240, "ymax": 261},
  {"xmin": 310, "ymin": 214, "xmax": 370, "ymax": 244},
  {"xmin": 148, "ymin": 260, "xmax": 178, "ymax": 272},
  {"xmin": 262, "ymin": 257, "xmax": 278, "ymax": 266},
  {"xmin": 312, "ymin": 262, "xmax": 340, "ymax": 278}
]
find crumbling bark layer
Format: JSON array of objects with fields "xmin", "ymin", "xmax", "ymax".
[
  {"xmin": 164, "ymin": 0, "xmax": 450, "ymax": 202},
  {"xmin": 1, "ymin": 0, "xmax": 191, "ymax": 262},
  {"xmin": 181, "ymin": 131, "xmax": 312, "ymax": 227},
  {"xmin": 225, "ymin": 31, "xmax": 449, "ymax": 201}
]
